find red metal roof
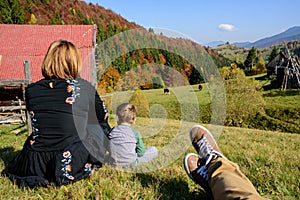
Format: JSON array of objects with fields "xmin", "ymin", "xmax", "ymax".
[{"xmin": 0, "ymin": 24, "xmax": 96, "ymax": 82}]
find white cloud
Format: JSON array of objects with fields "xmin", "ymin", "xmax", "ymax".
[{"xmin": 218, "ymin": 24, "xmax": 237, "ymax": 32}]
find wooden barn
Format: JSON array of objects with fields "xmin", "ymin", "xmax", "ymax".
[{"xmin": 0, "ymin": 24, "xmax": 97, "ymax": 124}]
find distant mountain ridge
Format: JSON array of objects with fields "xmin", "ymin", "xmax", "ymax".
[
  {"xmin": 205, "ymin": 26, "xmax": 300, "ymax": 48},
  {"xmin": 241, "ymin": 26, "xmax": 300, "ymax": 48}
]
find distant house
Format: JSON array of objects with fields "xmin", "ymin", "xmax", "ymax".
[
  {"xmin": 0, "ymin": 24, "xmax": 97, "ymax": 124},
  {"xmin": 0, "ymin": 24, "xmax": 97, "ymax": 98}
]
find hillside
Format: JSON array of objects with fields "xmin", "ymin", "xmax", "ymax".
[
  {"xmin": 0, "ymin": 0, "xmax": 229, "ymax": 92},
  {"xmin": 213, "ymin": 40, "xmax": 300, "ymax": 64},
  {"xmin": 20, "ymin": 0, "xmax": 142, "ymax": 29}
]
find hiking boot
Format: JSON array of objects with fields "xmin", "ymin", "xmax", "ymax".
[
  {"xmin": 190, "ymin": 125, "xmax": 225, "ymax": 165},
  {"xmin": 183, "ymin": 153, "xmax": 211, "ymax": 193}
]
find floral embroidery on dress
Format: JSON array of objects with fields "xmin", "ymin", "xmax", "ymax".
[
  {"xmin": 65, "ymin": 79, "xmax": 80, "ymax": 105},
  {"xmin": 102, "ymin": 103, "xmax": 109, "ymax": 119},
  {"xmin": 29, "ymin": 110, "xmax": 39, "ymax": 145},
  {"xmin": 84, "ymin": 162, "xmax": 92, "ymax": 175},
  {"xmin": 61, "ymin": 150, "xmax": 74, "ymax": 180}
]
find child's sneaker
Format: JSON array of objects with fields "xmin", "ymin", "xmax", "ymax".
[
  {"xmin": 183, "ymin": 153, "xmax": 211, "ymax": 193},
  {"xmin": 190, "ymin": 125, "xmax": 226, "ymax": 165}
]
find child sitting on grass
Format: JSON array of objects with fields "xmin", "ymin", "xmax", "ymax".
[{"xmin": 107, "ymin": 103, "xmax": 158, "ymax": 166}]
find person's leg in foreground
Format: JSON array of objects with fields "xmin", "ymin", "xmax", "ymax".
[{"xmin": 184, "ymin": 125, "xmax": 265, "ymax": 200}]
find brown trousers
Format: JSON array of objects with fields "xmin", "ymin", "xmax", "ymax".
[{"xmin": 208, "ymin": 158, "xmax": 266, "ymax": 200}]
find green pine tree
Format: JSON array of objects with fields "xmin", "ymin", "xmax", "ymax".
[
  {"xmin": 244, "ymin": 47, "xmax": 257, "ymax": 71},
  {"xmin": 268, "ymin": 46, "xmax": 279, "ymax": 63},
  {"xmin": 0, "ymin": 0, "xmax": 25, "ymax": 24}
]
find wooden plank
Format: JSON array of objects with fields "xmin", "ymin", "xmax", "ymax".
[
  {"xmin": 0, "ymin": 119, "xmax": 23, "ymax": 124},
  {"xmin": 0, "ymin": 114, "xmax": 24, "ymax": 121},
  {"xmin": 24, "ymin": 60, "xmax": 31, "ymax": 83},
  {"xmin": 0, "ymin": 105, "xmax": 26, "ymax": 112},
  {"xmin": 0, "ymin": 79, "xmax": 30, "ymax": 87}
]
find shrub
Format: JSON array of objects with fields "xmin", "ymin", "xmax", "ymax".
[
  {"xmin": 248, "ymin": 55, "xmax": 267, "ymax": 75},
  {"xmin": 129, "ymin": 89, "xmax": 150, "ymax": 118},
  {"xmin": 151, "ymin": 75, "xmax": 164, "ymax": 89},
  {"xmin": 220, "ymin": 64, "xmax": 265, "ymax": 126}
]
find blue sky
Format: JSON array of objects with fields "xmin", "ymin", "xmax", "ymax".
[{"xmin": 85, "ymin": 0, "xmax": 300, "ymax": 45}]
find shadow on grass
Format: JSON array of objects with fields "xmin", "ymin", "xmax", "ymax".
[
  {"xmin": 12, "ymin": 124, "xmax": 28, "ymax": 136},
  {"xmin": 263, "ymin": 89, "xmax": 300, "ymax": 97},
  {"xmin": 189, "ymin": 89, "xmax": 203, "ymax": 93},
  {"xmin": 0, "ymin": 146, "xmax": 20, "ymax": 175},
  {"xmin": 0, "ymin": 123, "xmax": 28, "ymax": 136},
  {"xmin": 135, "ymin": 173, "xmax": 212, "ymax": 200},
  {"xmin": 254, "ymin": 74, "xmax": 269, "ymax": 81}
]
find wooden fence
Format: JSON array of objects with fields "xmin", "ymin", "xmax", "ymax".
[{"xmin": 0, "ymin": 61, "xmax": 31, "ymax": 130}]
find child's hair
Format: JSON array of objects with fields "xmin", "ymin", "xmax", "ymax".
[
  {"xmin": 116, "ymin": 103, "xmax": 137, "ymax": 125},
  {"xmin": 42, "ymin": 40, "xmax": 82, "ymax": 79}
]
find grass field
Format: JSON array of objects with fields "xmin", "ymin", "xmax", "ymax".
[
  {"xmin": 0, "ymin": 119, "xmax": 299, "ymax": 200},
  {"xmin": 0, "ymin": 84, "xmax": 299, "ymax": 199}
]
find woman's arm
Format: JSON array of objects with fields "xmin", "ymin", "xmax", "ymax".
[{"xmin": 94, "ymin": 92, "xmax": 111, "ymax": 136}]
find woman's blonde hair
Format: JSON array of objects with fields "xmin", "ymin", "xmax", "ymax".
[
  {"xmin": 42, "ymin": 40, "xmax": 82, "ymax": 79},
  {"xmin": 116, "ymin": 103, "xmax": 137, "ymax": 125}
]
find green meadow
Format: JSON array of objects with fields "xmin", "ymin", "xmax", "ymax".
[{"xmin": 0, "ymin": 84, "xmax": 299, "ymax": 199}]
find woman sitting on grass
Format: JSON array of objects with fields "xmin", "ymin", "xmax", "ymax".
[
  {"xmin": 107, "ymin": 103, "xmax": 158, "ymax": 166},
  {"xmin": 5, "ymin": 40, "xmax": 111, "ymax": 187}
]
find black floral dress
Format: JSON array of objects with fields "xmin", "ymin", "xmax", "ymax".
[{"xmin": 6, "ymin": 78, "xmax": 111, "ymax": 187}]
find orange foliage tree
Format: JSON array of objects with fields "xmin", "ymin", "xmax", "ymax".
[{"xmin": 97, "ymin": 67, "xmax": 121, "ymax": 93}]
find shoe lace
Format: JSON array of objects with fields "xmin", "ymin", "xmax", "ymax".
[
  {"xmin": 197, "ymin": 137, "xmax": 224, "ymax": 166},
  {"xmin": 196, "ymin": 136, "xmax": 214, "ymax": 159},
  {"xmin": 196, "ymin": 165, "xmax": 208, "ymax": 181}
]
